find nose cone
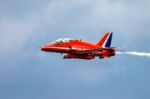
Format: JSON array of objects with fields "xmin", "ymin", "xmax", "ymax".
[
  {"xmin": 40, "ymin": 47, "xmax": 45, "ymax": 51},
  {"xmin": 40, "ymin": 44, "xmax": 54, "ymax": 52},
  {"xmin": 40, "ymin": 45, "xmax": 48, "ymax": 51}
]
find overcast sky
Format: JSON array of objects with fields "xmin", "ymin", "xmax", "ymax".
[{"xmin": 0, "ymin": 0, "xmax": 150, "ymax": 99}]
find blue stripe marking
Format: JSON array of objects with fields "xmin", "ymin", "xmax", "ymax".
[{"xmin": 105, "ymin": 32, "xmax": 113, "ymax": 47}]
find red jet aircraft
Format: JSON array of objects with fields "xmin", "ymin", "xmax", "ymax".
[{"xmin": 41, "ymin": 32, "xmax": 115, "ymax": 60}]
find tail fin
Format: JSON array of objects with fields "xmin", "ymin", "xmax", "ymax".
[{"xmin": 97, "ymin": 32, "xmax": 113, "ymax": 48}]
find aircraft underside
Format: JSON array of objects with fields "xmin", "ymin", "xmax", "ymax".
[{"xmin": 63, "ymin": 53, "xmax": 115, "ymax": 60}]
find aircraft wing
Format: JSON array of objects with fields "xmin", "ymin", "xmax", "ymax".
[{"xmin": 75, "ymin": 47, "xmax": 115, "ymax": 55}]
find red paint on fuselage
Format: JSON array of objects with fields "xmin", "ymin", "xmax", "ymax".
[
  {"xmin": 41, "ymin": 40, "xmax": 99, "ymax": 53},
  {"xmin": 41, "ymin": 39, "xmax": 115, "ymax": 59},
  {"xmin": 41, "ymin": 32, "xmax": 116, "ymax": 59}
]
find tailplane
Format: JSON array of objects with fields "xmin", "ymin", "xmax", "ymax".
[{"xmin": 97, "ymin": 32, "xmax": 113, "ymax": 48}]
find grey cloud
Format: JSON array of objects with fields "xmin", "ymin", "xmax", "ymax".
[{"xmin": 0, "ymin": 0, "xmax": 150, "ymax": 99}]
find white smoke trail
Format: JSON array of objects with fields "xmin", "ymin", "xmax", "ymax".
[
  {"xmin": 116, "ymin": 51, "xmax": 150, "ymax": 58},
  {"xmin": 116, "ymin": 52, "xmax": 123, "ymax": 55},
  {"xmin": 125, "ymin": 52, "xmax": 150, "ymax": 58}
]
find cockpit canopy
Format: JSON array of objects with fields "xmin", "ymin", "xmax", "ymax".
[{"xmin": 50, "ymin": 38, "xmax": 74, "ymax": 44}]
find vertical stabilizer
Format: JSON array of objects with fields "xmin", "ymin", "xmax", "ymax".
[{"xmin": 97, "ymin": 32, "xmax": 113, "ymax": 47}]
